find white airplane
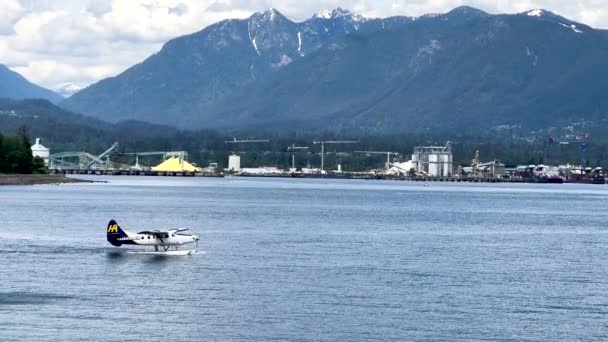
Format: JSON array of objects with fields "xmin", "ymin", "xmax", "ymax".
[{"xmin": 106, "ymin": 219, "xmax": 199, "ymax": 256}]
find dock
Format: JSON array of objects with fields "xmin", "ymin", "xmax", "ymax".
[{"xmin": 50, "ymin": 169, "xmax": 224, "ymax": 177}]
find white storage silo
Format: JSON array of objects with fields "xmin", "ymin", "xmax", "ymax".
[
  {"xmin": 439, "ymin": 153, "xmax": 453, "ymax": 176},
  {"xmin": 428, "ymin": 154, "xmax": 438, "ymax": 176},
  {"xmin": 228, "ymin": 154, "xmax": 241, "ymax": 172},
  {"xmin": 31, "ymin": 138, "xmax": 50, "ymax": 166}
]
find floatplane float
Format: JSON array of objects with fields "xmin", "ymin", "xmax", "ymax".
[{"xmin": 106, "ymin": 219, "xmax": 199, "ymax": 256}]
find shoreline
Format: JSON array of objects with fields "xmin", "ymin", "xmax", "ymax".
[{"xmin": 0, "ymin": 174, "xmax": 93, "ymax": 186}]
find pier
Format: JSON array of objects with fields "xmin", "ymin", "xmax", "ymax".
[{"xmin": 50, "ymin": 169, "xmax": 223, "ymax": 177}]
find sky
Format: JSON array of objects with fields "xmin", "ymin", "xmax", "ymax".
[{"xmin": 1, "ymin": 0, "xmax": 607, "ymax": 91}]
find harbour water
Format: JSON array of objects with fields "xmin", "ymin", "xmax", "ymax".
[{"xmin": 2, "ymin": 176, "xmax": 608, "ymax": 341}]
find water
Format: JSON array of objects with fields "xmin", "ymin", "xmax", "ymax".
[{"xmin": 2, "ymin": 176, "xmax": 608, "ymax": 341}]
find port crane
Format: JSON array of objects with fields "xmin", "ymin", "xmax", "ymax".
[
  {"xmin": 543, "ymin": 135, "xmax": 588, "ymax": 167},
  {"xmin": 225, "ymin": 137, "xmax": 270, "ymax": 144},
  {"xmin": 354, "ymin": 151, "xmax": 399, "ymax": 170},
  {"xmin": 313, "ymin": 140, "xmax": 358, "ymax": 171},
  {"xmin": 287, "ymin": 144, "xmax": 309, "ymax": 170},
  {"xmin": 49, "ymin": 142, "xmax": 119, "ymax": 170},
  {"xmin": 224, "ymin": 137, "xmax": 270, "ymax": 170}
]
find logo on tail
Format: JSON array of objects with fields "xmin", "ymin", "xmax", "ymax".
[
  {"xmin": 106, "ymin": 219, "xmax": 127, "ymax": 246},
  {"xmin": 107, "ymin": 223, "xmax": 119, "ymax": 233}
]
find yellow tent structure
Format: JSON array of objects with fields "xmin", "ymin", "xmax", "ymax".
[{"xmin": 151, "ymin": 157, "xmax": 200, "ymax": 172}]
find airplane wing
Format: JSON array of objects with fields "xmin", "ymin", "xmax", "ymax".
[
  {"xmin": 137, "ymin": 230, "xmax": 166, "ymax": 236},
  {"xmin": 175, "ymin": 228, "xmax": 189, "ymax": 233}
]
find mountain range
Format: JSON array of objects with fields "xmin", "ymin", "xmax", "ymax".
[
  {"xmin": 48, "ymin": 7, "xmax": 608, "ymax": 133},
  {"xmin": 0, "ymin": 64, "xmax": 62, "ymax": 103}
]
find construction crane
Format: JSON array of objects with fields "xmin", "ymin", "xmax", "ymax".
[
  {"xmin": 313, "ymin": 140, "xmax": 358, "ymax": 171},
  {"xmin": 543, "ymin": 134, "xmax": 588, "ymax": 167},
  {"xmin": 225, "ymin": 137, "xmax": 270, "ymax": 144},
  {"xmin": 560, "ymin": 139, "xmax": 588, "ymax": 167},
  {"xmin": 287, "ymin": 144, "xmax": 309, "ymax": 170},
  {"xmin": 354, "ymin": 151, "xmax": 399, "ymax": 170},
  {"xmin": 542, "ymin": 136, "xmax": 554, "ymax": 164}
]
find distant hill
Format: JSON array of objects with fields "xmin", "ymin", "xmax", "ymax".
[
  {"xmin": 0, "ymin": 99, "xmax": 219, "ymax": 154},
  {"xmin": 0, "ymin": 65, "xmax": 62, "ymax": 103},
  {"xmin": 62, "ymin": 7, "xmax": 608, "ymax": 134}
]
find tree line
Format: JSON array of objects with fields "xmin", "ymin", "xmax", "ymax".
[
  {"xmin": 2, "ymin": 99, "xmax": 608, "ymax": 171},
  {"xmin": 0, "ymin": 128, "xmax": 45, "ymax": 174}
]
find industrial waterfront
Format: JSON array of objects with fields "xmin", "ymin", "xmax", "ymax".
[
  {"xmin": 32, "ymin": 136, "xmax": 608, "ymax": 185},
  {"xmin": 2, "ymin": 177, "xmax": 608, "ymax": 341}
]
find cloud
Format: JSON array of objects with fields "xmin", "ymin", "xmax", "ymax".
[
  {"xmin": 1, "ymin": 0, "xmax": 607, "ymax": 91},
  {"xmin": 86, "ymin": 0, "xmax": 113, "ymax": 17},
  {"xmin": 0, "ymin": 0, "xmax": 25, "ymax": 35},
  {"xmin": 168, "ymin": 3, "xmax": 189, "ymax": 16}
]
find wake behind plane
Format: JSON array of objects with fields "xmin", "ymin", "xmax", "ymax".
[{"xmin": 106, "ymin": 220, "xmax": 199, "ymax": 256}]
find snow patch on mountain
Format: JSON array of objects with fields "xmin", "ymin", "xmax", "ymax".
[
  {"xmin": 272, "ymin": 55, "xmax": 293, "ymax": 68},
  {"xmin": 312, "ymin": 8, "xmax": 366, "ymax": 22},
  {"xmin": 570, "ymin": 24, "xmax": 583, "ymax": 33},
  {"xmin": 314, "ymin": 10, "xmax": 332, "ymax": 19},
  {"xmin": 56, "ymin": 84, "xmax": 84, "ymax": 98},
  {"xmin": 558, "ymin": 22, "xmax": 584, "ymax": 33},
  {"xmin": 297, "ymin": 31, "xmax": 303, "ymax": 56},
  {"xmin": 268, "ymin": 8, "xmax": 277, "ymax": 21},
  {"xmin": 252, "ymin": 38, "xmax": 260, "ymax": 55},
  {"xmin": 527, "ymin": 9, "xmax": 543, "ymax": 17},
  {"xmin": 247, "ymin": 22, "xmax": 261, "ymax": 56},
  {"xmin": 525, "ymin": 46, "xmax": 539, "ymax": 67}
]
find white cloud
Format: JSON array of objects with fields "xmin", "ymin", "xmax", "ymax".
[
  {"xmin": 1, "ymin": 0, "xmax": 607, "ymax": 91},
  {"xmin": 0, "ymin": 0, "xmax": 25, "ymax": 35}
]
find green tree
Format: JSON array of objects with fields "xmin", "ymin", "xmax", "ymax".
[
  {"xmin": 0, "ymin": 128, "xmax": 35, "ymax": 174},
  {"xmin": 32, "ymin": 156, "xmax": 47, "ymax": 174},
  {"xmin": 14, "ymin": 126, "xmax": 34, "ymax": 174},
  {"xmin": 0, "ymin": 133, "xmax": 8, "ymax": 173}
]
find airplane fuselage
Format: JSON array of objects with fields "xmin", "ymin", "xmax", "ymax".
[
  {"xmin": 106, "ymin": 220, "xmax": 199, "ymax": 248},
  {"xmin": 118, "ymin": 231, "xmax": 198, "ymax": 246}
]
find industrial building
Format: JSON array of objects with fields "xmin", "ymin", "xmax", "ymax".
[
  {"xmin": 386, "ymin": 160, "xmax": 416, "ymax": 176},
  {"xmin": 411, "ymin": 143, "xmax": 453, "ymax": 177},
  {"xmin": 31, "ymin": 138, "xmax": 50, "ymax": 166},
  {"xmin": 465, "ymin": 150, "xmax": 506, "ymax": 178}
]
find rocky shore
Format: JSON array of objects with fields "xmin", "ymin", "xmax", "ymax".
[{"xmin": 0, "ymin": 174, "xmax": 92, "ymax": 186}]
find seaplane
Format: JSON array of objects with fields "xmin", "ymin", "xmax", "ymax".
[{"xmin": 106, "ymin": 220, "xmax": 199, "ymax": 256}]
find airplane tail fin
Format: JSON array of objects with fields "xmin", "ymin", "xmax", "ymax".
[{"xmin": 106, "ymin": 219, "xmax": 128, "ymax": 246}]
